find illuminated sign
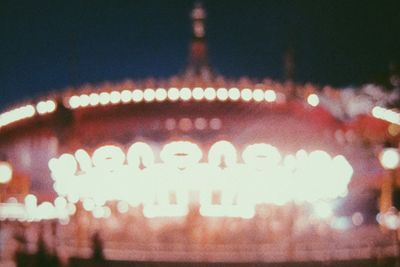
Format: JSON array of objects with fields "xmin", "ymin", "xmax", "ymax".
[{"xmin": 48, "ymin": 141, "xmax": 353, "ymax": 219}]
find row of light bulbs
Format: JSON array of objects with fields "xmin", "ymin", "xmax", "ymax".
[
  {"xmin": 0, "ymin": 104, "xmax": 36, "ymax": 129},
  {"xmin": 0, "ymin": 100, "xmax": 57, "ymax": 130},
  {"xmin": 67, "ymin": 87, "xmax": 285, "ymax": 109},
  {"xmin": 0, "ymin": 87, "xmax": 332, "ymax": 131}
]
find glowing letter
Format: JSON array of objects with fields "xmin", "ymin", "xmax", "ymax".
[
  {"xmin": 127, "ymin": 142, "xmax": 155, "ymax": 169},
  {"xmin": 92, "ymin": 145, "xmax": 125, "ymax": 171},
  {"xmin": 208, "ymin": 140, "xmax": 237, "ymax": 167},
  {"xmin": 160, "ymin": 141, "xmax": 202, "ymax": 169}
]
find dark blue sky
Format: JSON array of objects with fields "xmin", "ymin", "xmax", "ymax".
[{"xmin": 1, "ymin": 0, "xmax": 399, "ymax": 108}]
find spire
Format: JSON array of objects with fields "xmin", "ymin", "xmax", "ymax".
[
  {"xmin": 283, "ymin": 47, "xmax": 295, "ymax": 81},
  {"xmin": 191, "ymin": 2, "xmax": 206, "ymax": 39},
  {"xmin": 185, "ymin": 2, "xmax": 212, "ymax": 79}
]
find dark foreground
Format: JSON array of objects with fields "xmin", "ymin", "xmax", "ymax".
[{"xmin": 15, "ymin": 253, "xmax": 400, "ymax": 267}]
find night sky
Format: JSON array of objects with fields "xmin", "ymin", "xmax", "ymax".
[{"xmin": 1, "ymin": 0, "xmax": 399, "ymax": 108}]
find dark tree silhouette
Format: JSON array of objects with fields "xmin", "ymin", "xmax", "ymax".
[{"xmin": 91, "ymin": 231, "xmax": 105, "ymax": 262}]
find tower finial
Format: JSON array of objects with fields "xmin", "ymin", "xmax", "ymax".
[
  {"xmin": 185, "ymin": 2, "xmax": 213, "ymax": 80},
  {"xmin": 191, "ymin": 2, "xmax": 206, "ymax": 39},
  {"xmin": 284, "ymin": 47, "xmax": 295, "ymax": 81}
]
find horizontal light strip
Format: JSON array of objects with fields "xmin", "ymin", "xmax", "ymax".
[
  {"xmin": 0, "ymin": 99, "xmax": 58, "ymax": 130},
  {"xmin": 66, "ymin": 88, "xmax": 282, "ymax": 109},
  {"xmin": 372, "ymin": 106, "xmax": 400, "ymax": 125}
]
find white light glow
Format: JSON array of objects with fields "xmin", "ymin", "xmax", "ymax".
[
  {"xmin": 46, "ymin": 100, "xmax": 56, "ymax": 113},
  {"xmin": 216, "ymin": 88, "xmax": 228, "ymax": 101},
  {"xmin": 54, "ymin": 196, "xmax": 67, "ymax": 210},
  {"xmin": 69, "ymin": 96, "xmax": 80, "ymax": 109},
  {"xmin": 89, "ymin": 93, "xmax": 100, "ymax": 106},
  {"xmin": 204, "ymin": 87, "xmax": 216, "ymax": 101},
  {"xmin": 313, "ymin": 201, "xmax": 333, "ymax": 219},
  {"xmin": 372, "ymin": 106, "xmax": 400, "ymax": 125},
  {"xmin": 0, "ymin": 105, "xmax": 36, "ymax": 128},
  {"xmin": 74, "ymin": 149, "xmax": 92, "ymax": 172},
  {"xmin": 155, "ymin": 88, "xmax": 167, "ymax": 102},
  {"xmin": 92, "ymin": 145, "xmax": 125, "ymax": 171},
  {"xmin": 192, "ymin": 87, "xmax": 204, "ymax": 100},
  {"xmin": 103, "ymin": 206, "xmax": 111, "ymax": 218},
  {"xmin": 99, "ymin": 92, "xmax": 111, "ymax": 105},
  {"xmin": 379, "ymin": 148, "xmax": 400, "ymax": 170},
  {"xmin": 0, "ymin": 161, "xmax": 12, "ymax": 184},
  {"xmin": 127, "ymin": 142, "xmax": 154, "ymax": 168},
  {"xmin": 48, "ymin": 141, "xmax": 353, "ymax": 218},
  {"xmin": 1, "ymin": 195, "xmax": 70, "ymax": 221},
  {"xmin": 121, "ymin": 90, "xmax": 132, "ymax": 103},
  {"xmin": 252, "ymin": 89, "xmax": 264, "ymax": 102},
  {"xmin": 307, "ymin": 93, "xmax": 320, "ymax": 107},
  {"xmin": 208, "ymin": 140, "xmax": 237, "ymax": 167},
  {"xmin": 265, "ymin": 90, "xmax": 276, "ymax": 102},
  {"xmin": 67, "ymin": 203, "xmax": 76, "ymax": 215},
  {"xmin": 241, "ymin": 88, "xmax": 252, "ymax": 101},
  {"xmin": 79, "ymin": 94, "xmax": 90, "ymax": 107},
  {"xmin": 36, "ymin": 100, "xmax": 55, "ymax": 115},
  {"xmin": 83, "ymin": 198, "xmax": 95, "ymax": 211},
  {"xmin": 110, "ymin": 91, "xmax": 121, "ymax": 104},
  {"xmin": 143, "ymin": 88, "xmax": 156, "ymax": 102},
  {"xmin": 24, "ymin": 194, "xmax": 37, "ymax": 210},
  {"xmin": 48, "ymin": 153, "xmax": 77, "ymax": 177},
  {"xmin": 36, "ymin": 101, "xmax": 47, "ymax": 114},
  {"xmin": 93, "ymin": 206, "xmax": 105, "ymax": 218},
  {"xmin": 228, "ymin": 88, "xmax": 240, "ymax": 101},
  {"xmin": 179, "ymin": 87, "xmax": 192, "ymax": 101},
  {"xmin": 242, "ymin": 143, "xmax": 282, "ymax": 168},
  {"xmin": 37, "ymin": 202, "xmax": 57, "ymax": 220},
  {"xmin": 160, "ymin": 141, "xmax": 202, "ymax": 169},
  {"xmin": 167, "ymin": 88, "xmax": 180, "ymax": 101},
  {"xmin": 381, "ymin": 209, "xmax": 400, "ymax": 230},
  {"xmin": 117, "ymin": 201, "xmax": 129, "ymax": 213},
  {"xmin": 132, "ymin": 89, "xmax": 144, "ymax": 102}
]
